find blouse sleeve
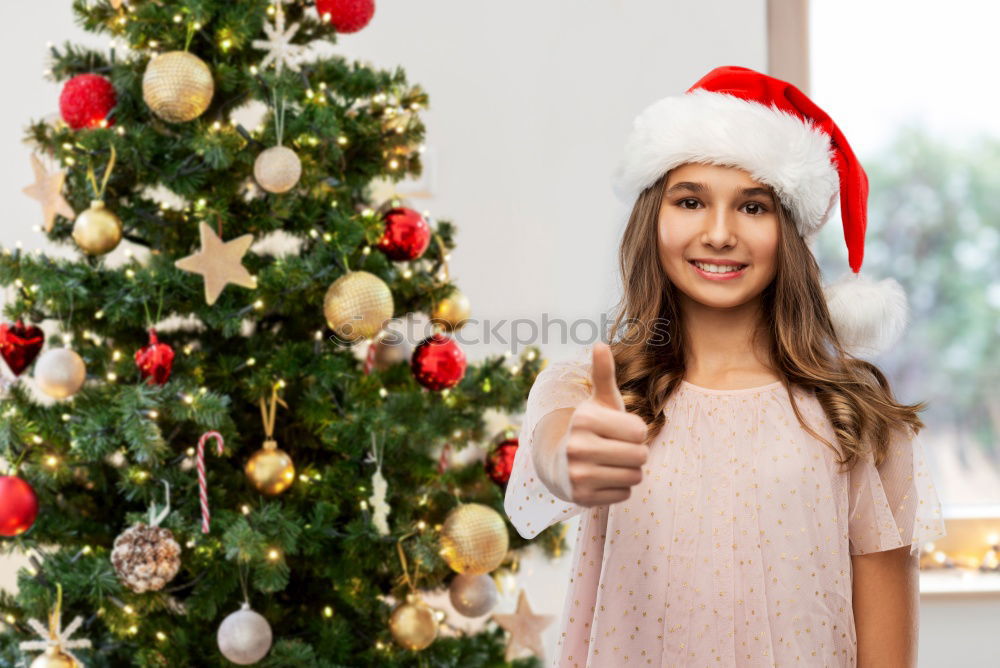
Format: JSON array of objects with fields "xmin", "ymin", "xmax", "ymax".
[
  {"xmin": 504, "ymin": 346, "xmax": 593, "ymax": 539},
  {"xmin": 847, "ymin": 424, "xmax": 947, "ymax": 556}
]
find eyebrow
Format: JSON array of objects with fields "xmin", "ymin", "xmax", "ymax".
[{"xmin": 665, "ymin": 181, "xmax": 774, "ymax": 201}]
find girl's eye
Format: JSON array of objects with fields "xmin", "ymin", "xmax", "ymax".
[{"xmin": 675, "ymin": 198, "xmax": 769, "ymax": 215}]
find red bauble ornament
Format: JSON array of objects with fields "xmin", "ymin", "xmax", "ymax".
[
  {"xmin": 0, "ymin": 320, "xmax": 45, "ymax": 376},
  {"xmin": 377, "ymin": 207, "xmax": 431, "ymax": 261},
  {"xmin": 59, "ymin": 73, "xmax": 117, "ymax": 130},
  {"xmin": 411, "ymin": 332, "xmax": 466, "ymax": 391},
  {"xmin": 134, "ymin": 328, "xmax": 175, "ymax": 385},
  {"xmin": 316, "ymin": 0, "xmax": 375, "ymax": 32},
  {"xmin": 0, "ymin": 475, "xmax": 39, "ymax": 537},
  {"xmin": 485, "ymin": 436, "xmax": 519, "ymax": 487}
]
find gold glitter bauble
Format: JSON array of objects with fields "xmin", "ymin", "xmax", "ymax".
[
  {"xmin": 142, "ymin": 51, "xmax": 214, "ymax": 123},
  {"xmin": 254, "ymin": 146, "xmax": 302, "ymax": 194},
  {"xmin": 245, "ymin": 440, "xmax": 295, "ymax": 495},
  {"xmin": 72, "ymin": 200, "xmax": 122, "ymax": 255},
  {"xmin": 389, "ymin": 593, "xmax": 438, "ymax": 651},
  {"xmin": 438, "ymin": 503, "xmax": 509, "ymax": 575},
  {"xmin": 323, "ymin": 271, "xmax": 394, "ymax": 342},
  {"xmin": 30, "ymin": 647, "xmax": 78, "ymax": 668},
  {"xmin": 431, "ymin": 289, "xmax": 471, "ymax": 332},
  {"xmin": 34, "ymin": 348, "xmax": 86, "ymax": 400}
]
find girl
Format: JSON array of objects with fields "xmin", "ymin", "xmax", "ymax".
[{"xmin": 504, "ymin": 65, "xmax": 947, "ymax": 667}]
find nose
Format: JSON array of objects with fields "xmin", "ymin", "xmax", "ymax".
[{"xmin": 700, "ymin": 206, "xmax": 738, "ymax": 249}]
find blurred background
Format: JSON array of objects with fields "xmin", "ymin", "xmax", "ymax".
[{"xmin": 2, "ymin": 0, "xmax": 998, "ymax": 664}]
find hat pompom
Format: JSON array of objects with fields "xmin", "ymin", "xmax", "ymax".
[{"xmin": 823, "ymin": 272, "xmax": 909, "ymax": 358}]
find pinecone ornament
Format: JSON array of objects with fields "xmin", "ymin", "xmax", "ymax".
[{"xmin": 110, "ymin": 522, "xmax": 181, "ymax": 593}]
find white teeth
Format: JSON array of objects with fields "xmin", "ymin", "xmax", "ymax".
[{"xmin": 692, "ymin": 261, "xmax": 746, "ymax": 274}]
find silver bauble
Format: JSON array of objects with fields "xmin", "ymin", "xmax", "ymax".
[
  {"xmin": 253, "ymin": 146, "xmax": 302, "ymax": 194},
  {"xmin": 369, "ymin": 335, "xmax": 411, "ymax": 371},
  {"xmin": 34, "ymin": 348, "xmax": 86, "ymax": 399},
  {"xmin": 448, "ymin": 572, "xmax": 499, "ymax": 617},
  {"xmin": 217, "ymin": 603, "xmax": 273, "ymax": 665}
]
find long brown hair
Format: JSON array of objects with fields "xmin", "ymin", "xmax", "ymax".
[{"xmin": 607, "ymin": 169, "xmax": 926, "ymax": 471}]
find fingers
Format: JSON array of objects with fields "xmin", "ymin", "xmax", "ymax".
[
  {"xmin": 566, "ymin": 436, "xmax": 648, "ymax": 469},
  {"xmin": 571, "ymin": 400, "xmax": 647, "ymax": 444},
  {"xmin": 569, "ymin": 462, "xmax": 644, "ymax": 505},
  {"xmin": 590, "ymin": 342, "xmax": 625, "ymax": 411},
  {"xmin": 579, "ymin": 487, "xmax": 633, "ymax": 506}
]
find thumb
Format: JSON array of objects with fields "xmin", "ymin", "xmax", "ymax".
[{"xmin": 590, "ymin": 342, "xmax": 625, "ymax": 411}]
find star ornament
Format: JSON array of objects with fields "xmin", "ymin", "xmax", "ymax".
[
  {"xmin": 174, "ymin": 222, "xmax": 257, "ymax": 305},
  {"xmin": 490, "ymin": 589, "xmax": 555, "ymax": 662},
  {"xmin": 252, "ymin": 6, "xmax": 305, "ymax": 75},
  {"xmin": 22, "ymin": 154, "xmax": 76, "ymax": 232}
]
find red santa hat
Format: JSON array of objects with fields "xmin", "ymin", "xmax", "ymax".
[{"xmin": 611, "ymin": 65, "xmax": 908, "ymax": 358}]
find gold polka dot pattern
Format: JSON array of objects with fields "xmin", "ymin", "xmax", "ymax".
[{"xmin": 503, "ymin": 345, "xmax": 947, "ymax": 666}]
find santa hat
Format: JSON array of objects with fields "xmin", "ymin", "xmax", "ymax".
[{"xmin": 611, "ymin": 65, "xmax": 907, "ymax": 358}]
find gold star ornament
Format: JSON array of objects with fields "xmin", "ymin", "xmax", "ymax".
[
  {"xmin": 22, "ymin": 154, "xmax": 76, "ymax": 232},
  {"xmin": 490, "ymin": 589, "xmax": 554, "ymax": 662},
  {"xmin": 174, "ymin": 222, "xmax": 257, "ymax": 305}
]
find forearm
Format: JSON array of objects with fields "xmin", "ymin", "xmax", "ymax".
[
  {"xmin": 851, "ymin": 546, "xmax": 920, "ymax": 667},
  {"xmin": 530, "ymin": 407, "xmax": 576, "ymax": 503}
]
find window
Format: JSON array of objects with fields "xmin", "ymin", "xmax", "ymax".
[{"xmin": 809, "ymin": 0, "xmax": 1000, "ymax": 507}]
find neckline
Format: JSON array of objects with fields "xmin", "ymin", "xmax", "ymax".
[{"xmin": 680, "ymin": 379, "xmax": 784, "ymax": 395}]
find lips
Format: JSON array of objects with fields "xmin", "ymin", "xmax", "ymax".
[{"xmin": 687, "ymin": 259, "xmax": 748, "ymax": 280}]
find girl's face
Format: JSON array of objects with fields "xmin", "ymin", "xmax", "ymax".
[{"xmin": 657, "ymin": 162, "xmax": 780, "ymax": 309}]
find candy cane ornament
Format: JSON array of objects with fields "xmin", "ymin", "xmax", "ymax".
[{"xmin": 197, "ymin": 431, "xmax": 225, "ymax": 533}]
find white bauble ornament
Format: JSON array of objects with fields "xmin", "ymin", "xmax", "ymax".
[
  {"xmin": 448, "ymin": 572, "xmax": 499, "ymax": 617},
  {"xmin": 217, "ymin": 603, "xmax": 273, "ymax": 665},
  {"xmin": 34, "ymin": 348, "xmax": 86, "ymax": 399},
  {"xmin": 253, "ymin": 146, "xmax": 301, "ymax": 194}
]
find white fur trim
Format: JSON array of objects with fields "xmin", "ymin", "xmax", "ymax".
[
  {"xmin": 823, "ymin": 272, "xmax": 909, "ymax": 358},
  {"xmin": 611, "ymin": 88, "xmax": 842, "ymax": 237}
]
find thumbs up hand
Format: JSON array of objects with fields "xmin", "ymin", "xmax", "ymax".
[{"xmin": 551, "ymin": 342, "xmax": 649, "ymax": 507}]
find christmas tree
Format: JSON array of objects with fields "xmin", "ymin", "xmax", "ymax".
[{"xmin": 0, "ymin": 1, "xmax": 567, "ymax": 665}]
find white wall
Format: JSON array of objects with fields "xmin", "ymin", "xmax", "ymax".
[{"xmin": 0, "ymin": 0, "xmax": 775, "ymax": 663}]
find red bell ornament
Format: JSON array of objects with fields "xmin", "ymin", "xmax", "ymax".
[
  {"xmin": 410, "ymin": 332, "xmax": 466, "ymax": 391},
  {"xmin": 377, "ymin": 207, "xmax": 431, "ymax": 261},
  {"xmin": 0, "ymin": 320, "xmax": 45, "ymax": 376},
  {"xmin": 0, "ymin": 475, "xmax": 39, "ymax": 537},
  {"xmin": 135, "ymin": 329, "xmax": 175, "ymax": 385}
]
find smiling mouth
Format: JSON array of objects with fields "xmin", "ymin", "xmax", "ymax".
[{"xmin": 688, "ymin": 259, "xmax": 748, "ymax": 275}]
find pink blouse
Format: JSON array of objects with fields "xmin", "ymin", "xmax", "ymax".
[{"xmin": 504, "ymin": 345, "xmax": 947, "ymax": 667}]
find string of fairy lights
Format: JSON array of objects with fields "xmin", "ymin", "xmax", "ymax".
[{"xmin": 1, "ymin": 0, "xmax": 542, "ymax": 658}]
